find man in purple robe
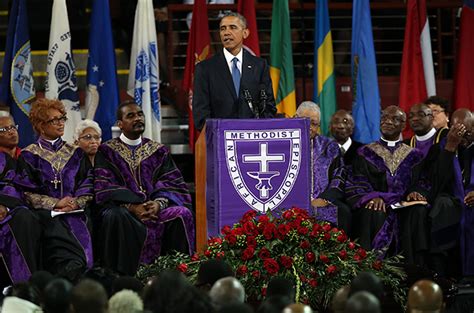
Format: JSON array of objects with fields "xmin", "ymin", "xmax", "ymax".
[
  {"xmin": 347, "ymin": 105, "xmax": 429, "ymax": 264},
  {"xmin": 93, "ymin": 101, "xmax": 195, "ymax": 275},
  {"xmin": 0, "ymin": 114, "xmax": 41, "ymax": 287},
  {"xmin": 295, "ymin": 101, "xmax": 349, "ymax": 233}
]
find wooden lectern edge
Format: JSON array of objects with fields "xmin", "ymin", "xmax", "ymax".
[{"xmin": 195, "ymin": 125, "xmax": 207, "ymax": 253}]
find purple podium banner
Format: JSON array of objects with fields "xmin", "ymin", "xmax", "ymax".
[{"xmin": 206, "ymin": 118, "xmax": 311, "ymax": 237}]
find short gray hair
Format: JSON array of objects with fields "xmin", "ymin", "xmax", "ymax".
[
  {"xmin": 296, "ymin": 101, "xmax": 321, "ymax": 116},
  {"xmin": 220, "ymin": 12, "xmax": 247, "ymax": 29},
  {"xmin": 0, "ymin": 110, "xmax": 12, "ymax": 118},
  {"xmin": 74, "ymin": 119, "xmax": 102, "ymax": 141}
]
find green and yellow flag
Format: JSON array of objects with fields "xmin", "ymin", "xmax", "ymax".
[{"xmin": 270, "ymin": 0, "xmax": 296, "ymax": 117}]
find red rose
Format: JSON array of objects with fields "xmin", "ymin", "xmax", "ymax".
[
  {"xmin": 207, "ymin": 237, "xmax": 223, "ymax": 246},
  {"xmin": 246, "ymin": 236, "xmax": 257, "ymax": 247},
  {"xmin": 372, "ymin": 260, "xmax": 383, "ymax": 270},
  {"xmin": 291, "ymin": 217, "xmax": 303, "ymax": 228},
  {"xmin": 354, "ymin": 254, "xmax": 362, "ymax": 262},
  {"xmin": 262, "ymin": 287, "xmax": 267, "ymax": 297},
  {"xmin": 357, "ymin": 248, "xmax": 367, "ymax": 258},
  {"xmin": 297, "ymin": 226, "xmax": 309, "ymax": 235},
  {"xmin": 204, "ymin": 250, "xmax": 211, "ymax": 257},
  {"xmin": 348, "ymin": 242, "xmax": 356, "ymax": 250},
  {"xmin": 326, "ymin": 265, "xmax": 337, "ymax": 274},
  {"xmin": 277, "ymin": 224, "xmax": 291, "ymax": 236},
  {"xmin": 300, "ymin": 240, "xmax": 311, "ymax": 250},
  {"xmin": 243, "ymin": 221, "xmax": 257, "ymax": 235},
  {"xmin": 252, "ymin": 270, "xmax": 261, "ymax": 278},
  {"xmin": 282, "ymin": 210, "xmax": 294, "ymax": 220},
  {"xmin": 233, "ymin": 227, "xmax": 244, "ymax": 236},
  {"xmin": 258, "ymin": 215, "xmax": 270, "ymax": 224},
  {"xmin": 225, "ymin": 234, "xmax": 237, "ymax": 246},
  {"xmin": 263, "ymin": 224, "xmax": 276, "ymax": 240},
  {"xmin": 177, "ymin": 263, "xmax": 188, "ymax": 273},
  {"xmin": 241, "ymin": 210, "xmax": 257, "ymax": 222},
  {"xmin": 242, "ymin": 247, "xmax": 255, "ymax": 261},
  {"xmin": 279, "ymin": 255, "xmax": 293, "ymax": 268},
  {"xmin": 305, "ymin": 251, "xmax": 316, "ymax": 263},
  {"xmin": 309, "ymin": 279, "xmax": 318, "ymax": 287},
  {"xmin": 312, "ymin": 224, "xmax": 322, "ymax": 232},
  {"xmin": 263, "ymin": 258, "xmax": 280, "ymax": 275},
  {"xmin": 191, "ymin": 253, "xmax": 200, "ymax": 261},
  {"xmin": 322, "ymin": 224, "xmax": 332, "ymax": 232},
  {"xmin": 319, "ymin": 254, "xmax": 329, "ymax": 263},
  {"xmin": 216, "ymin": 251, "xmax": 225, "ymax": 259},
  {"xmin": 339, "ymin": 250, "xmax": 348, "ymax": 260},
  {"xmin": 237, "ymin": 265, "xmax": 248, "ymax": 276},
  {"xmin": 299, "ymin": 274, "xmax": 307, "ymax": 282},
  {"xmin": 221, "ymin": 225, "xmax": 232, "ymax": 235},
  {"xmin": 259, "ymin": 247, "xmax": 271, "ymax": 259},
  {"xmin": 322, "ymin": 233, "xmax": 331, "ymax": 241},
  {"xmin": 337, "ymin": 233, "xmax": 347, "ymax": 243}
]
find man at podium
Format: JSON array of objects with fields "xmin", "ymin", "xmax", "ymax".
[{"xmin": 192, "ymin": 12, "xmax": 276, "ymax": 130}]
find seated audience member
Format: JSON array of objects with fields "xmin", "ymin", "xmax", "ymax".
[
  {"xmin": 329, "ymin": 110, "xmax": 363, "ymax": 167},
  {"xmin": 282, "ymin": 303, "xmax": 313, "ymax": 313},
  {"xmin": 257, "ymin": 296, "xmax": 292, "ymax": 313},
  {"xmin": 0, "ymin": 114, "xmax": 41, "ymax": 286},
  {"xmin": 93, "ymin": 101, "xmax": 195, "ymax": 275},
  {"xmin": 218, "ymin": 303, "xmax": 254, "ymax": 313},
  {"xmin": 109, "ymin": 290, "xmax": 143, "ymax": 313},
  {"xmin": 29, "ymin": 271, "xmax": 54, "ymax": 299},
  {"xmin": 2, "ymin": 282, "xmax": 42, "ymax": 313},
  {"xmin": 14, "ymin": 98, "xmax": 93, "ymax": 281},
  {"xmin": 74, "ymin": 119, "xmax": 102, "ymax": 166},
  {"xmin": 266, "ymin": 277, "xmax": 295, "ymax": 301},
  {"xmin": 70, "ymin": 279, "xmax": 108, "ymax": 313},
  {"xmin": 331, "ymin": 285, "xmax": 350, "ymax": 313},
  {"xmin": 349, "ymin": 272, "xmax": 384, "ymax": 301},
  {"xmin": 407, "ymin": 280, "xmax": 443, "ymax": 313},
  {"xmin": 347, "ymin": 105, "xmax": 428, "ymax": 264},
  {"xmin": 167, "ymin": 286, "xmax": 215, "ymax": 313},
  {"xmin": 43, "ymin": 278, "xmax": 73, "ymax": 313},
  {"xmin": 209, "ymin": 277, "xmax": 245, "ymax": 310},
  {"xmin": 196, "ymin": 259, "xmax": 234, "ymax": 291},
  {"xmin": 111, "ymin": 276, "xmax": 144, "ymax": 295},
  {"xmin": 424, "ymin": 96, "xmax": 450, "ymax": 130},
  {"xmin": 295, "ymin": 101, "xmax": 349, "ymax": 232},
  {"xmin": 143, "ymin": 269, "xmax": 191, "ymax": 313},
  {"xmin": 344, "ymin": 291, "xmax": 381, "ymax": 313}
]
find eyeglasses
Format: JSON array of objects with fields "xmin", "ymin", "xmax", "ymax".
[
  {"xmin": 408, "ymin": 112, "xmax": 433, "ymax": 119},
  {"xmin": 79, "ymin": 134, "xmax": 101, "ymax": 142},
  {"xmin": 0, "ymin": 125, "xmax": 18, "ymax": 133},
  {"xmin": 46, "ymin": 115, "xmax": 68, "ymax": 125},
  {"xmin": 431, "ymin": 109, "xmax": 445, "ymax": 115},
  {"xmin": 381, "ymin": 115, "xmax": 405, "ymax": 124}
]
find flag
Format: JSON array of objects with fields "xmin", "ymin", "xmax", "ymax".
[
  {"xmin": 453, "ymin": 0, "xmax": 474, "ymax": 110},
  {"xmin": 128, "ymin": 0, "xmax": 161, "ymax": 142},
  {"xmin": 314, "ymin": 0, "xmax": 336, "ymax": 135},
  {"xmin": 45, "ymin": 0, "xmax": 82, "ymax": 143},
  {"xmin": 351, "ymin": 0, "xmax": 381, "ymax": 143},
  {"xmin": 237, "ymin": 0, "xmax": 260, "ymax": 56},
  {"xmin": 269, "ymin": 0, "xmax": 296, "ymax": 117},
  {"xmin": 182, "ymin": 0, "xmax": 211, "ymax": 150},
  {"xmin": 85, "ymin": 0, "xmax": 120, "ymax": 141},
  {"xmin": 0, "ymin": 0, "xmax": 36, "ymax": 148},
  {"xmin": 399, "ymin": 0, "xmax": 436, "ymax": 119}
]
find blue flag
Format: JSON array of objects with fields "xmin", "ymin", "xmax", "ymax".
[
  {"xmin": 351, "ymin": 0, "xmax": 381, "ymax": 143},
  {"xmin": 0, "ymin": 0, "xmax": 36, "ymax": 148},
  {"xmin": 86, "ymin": 0, "xmax": 120, "ymax": 140}
]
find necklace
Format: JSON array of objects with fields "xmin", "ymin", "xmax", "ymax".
[
  {"xmin": 38, "ymin": 140, "xmax": 63, "ymax": 193},
  {"xmin": 129, "ymin": 142, "xmax": 146, "ymax": 194}
]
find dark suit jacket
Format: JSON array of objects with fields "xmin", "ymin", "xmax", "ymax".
[
  {"xmin": 342, "ymin": 140, "xmax": 364, "ymax": 167},
  {"xmin": 192, "ymin": 49, "xmax": 276, "ymax": 130}
]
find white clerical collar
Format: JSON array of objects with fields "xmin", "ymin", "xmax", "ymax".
[
  {"xmin": 415, "ymin": 128, "xmax": 436, "ymax": 141},
  {"xmin": 120, "ymin": 133, "xmax": 142, "ymax": 146},
  {"xmin": 223, "ymin": 47, "xmax": 243, "ymax": 73},
  {"xmin": 339, "ymin": 137, "xmax": 352, "ymax": 152},
  {"xmin": 381, "ymin": 137, "xmax": 399, "ymax": 147},
  {"xmin": 43, "ymin": 138, "xmax": 60, "ymax": 145}
]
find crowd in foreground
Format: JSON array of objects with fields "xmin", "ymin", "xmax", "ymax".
[{"xmin": 0, "ymin": 259, "xmax": 447, "ymax": 313}]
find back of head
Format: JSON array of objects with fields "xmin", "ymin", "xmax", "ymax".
[
  {"xmin": 10, "ymin": 283, "xmax": 41, "ymax": 306},
  {"xmin": 143, "ymin": 270, "xmax": 190, "ymax": 312},
  {"xmin": 82, "ymin": 267, "xmax": 119, "ymax": 298},
  {"xmin": 43, "ymin": 278, "xmax": 73, "ymax": 313},
  {"xmin": 209, "ymin": 277, "xmax": 245, "ymax": 309},
  {"xmin": 407, "ymin": 280, "xmax": 443, "ymax": 313},
  {"xmin": 112, "ymin": 276, "xmax": 144, "ymax": 295},
  {"xmin": 166, "ymin": 286, "xmax": 215, "ymax": 313},
  {"xmin": 109, "ymin": 289, "xmax": 143, "ymax": 313},
  {"xmin": 218, "ymin": 303, "xmax": 254, "ymax": 313},
  {"xmin": 257, "ymin": 295, "xmax": 292, "ymax": 313},
  {"xmin": 282, "ymin": 303, "xmax": 313, "ymax": 313},
  {"xmin": 344, "ymin": 291, "xmax": 381, "ymax": 313},
  {"xmin": 71, "ymin": 279, "xmax": 108, "ymax": 313},
  {"xmin": 332, "ymin": 285, "xmax": 350, "ymax": 313},
  {"xmin": 196, "ymin": 259, "xmax": 234, "ymax": 289},
  {"xmin": 266, "ymin": 277, "xmax": 295, "ymax": 300},
  {"xmin": 349, "ymin": 271, "xmax": 384, "ymax": 301},
  {"xmin": 29, "ymin": 270, "xmax": 54, "ymax": 297}
]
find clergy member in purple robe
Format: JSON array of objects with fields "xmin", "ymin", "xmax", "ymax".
[
  {"xmin": 347, "ymin": 105, "xmax": 429, "ymax": 264},
  {"xmin": 14, "ymin": 99, "xmax": 93, "ymax": 281},
  {"xmin": 93, "ymin": 100, "xmax": 195, "ymax": 275},
  {"xmin": 0, "ymin": 114, "xmax": 41, "ymax": 287},
  {"xmin": 294, "ymin": 101, "xmax": 349, "ymax": 233}
]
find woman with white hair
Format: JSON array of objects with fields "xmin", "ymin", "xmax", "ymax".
[{"xmin": 74, "ymin": 119, "xmax": 102, "ymax": 166}]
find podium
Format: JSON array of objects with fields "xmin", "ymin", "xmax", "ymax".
[{"xmin": 195, "ymin": 119, "xmax": 311, "ymax": 251}]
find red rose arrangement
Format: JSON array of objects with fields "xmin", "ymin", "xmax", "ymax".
[{"xmin": 137, "ymin": 208, "xmax": 406, "ymax": 311}]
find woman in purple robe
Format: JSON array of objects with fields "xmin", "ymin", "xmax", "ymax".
[
  {"xmin": 92, "ymin": 101, "xmax": 195, "ymax": 276},
  {"xmin": 14, "ymin": 98, "xmax": 93, "ymax": 281}
]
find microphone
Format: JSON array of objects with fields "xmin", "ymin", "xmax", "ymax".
[
  {"xmin": 257, "ymin": 84, "xmax": 268, "ymax": 119},
  {"xmin": 243, "ymin": 88, "xmax": 254, "ymax": 114}
]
